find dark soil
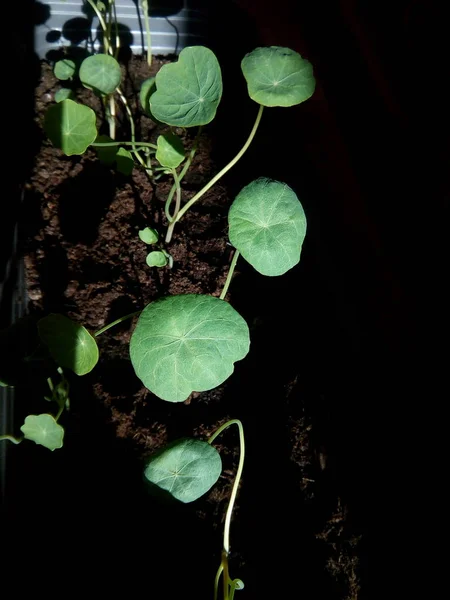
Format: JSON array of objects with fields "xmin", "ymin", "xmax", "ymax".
[{"xmin": 6, "ymin": 56, "xmax": 361, "ymax": 599}]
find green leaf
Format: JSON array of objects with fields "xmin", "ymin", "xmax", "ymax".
[
  {"xmin": 144, "ymin": 437, "xmax": 222, "ymax": 503},
  {"xmin": 94, "ymin": 134, "xmax": 117, "ymax": 165},
  {"xmin": 130, "ymin": 294, "xmax": 250, "ymax": 402},
  {"xmin": 54, "ymin": 88, "xmax": 75, "ymax": 103},
  {"xmin": 20, "ymin": 414, "xmax": 64, "ymax": 451},
  {"xmin": 54, "ymin": 59, "xmax": 76, "ymax": 80},
  {"xmin": 116, "ymin": 147, "xmax": 134, "ymax": 175},
  {"xmin": 44, "ymin": 99, "xmax": 97, "ymax": 156},
  {"xmin": 241, "ymin": 46, "xmax": 315, "ymax": 107},
  {"xmin": 38, "ymin": 314, "xmax": 99, "ymax": 376},
  {"xmin": 228, "ymin": 177, "xmax": 307, "ymax": 276},
  {"xmin": 79, "ymin": 54, "xmax": 121, "ymax": 95},
  {"xmin": 155, "ymin": 133, "xmax": 185, "ymax": 169},
  {"xmin": 151, "ymin": 46, "xmax": 222, "ymax": 127},
  {"xmin": 139, "ymin": 227, "xmax": 159, "ymax": 244},
  {"xmin": 146, "ymin": 250, "xmax": 167, "ymax": 267},
  {"xmin": 139, "ymin": 76, "xmax": 162, "ymax": 123}
]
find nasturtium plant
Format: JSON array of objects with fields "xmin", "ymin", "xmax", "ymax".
[
  {"xmin": 115, "ymin": 147, "xmax": 134, "ymax": 175},
  {"xmin": 20, "ymin": 414, "xmax": 64, "ymax": 451},
  {"xmin": 151, "ymin": 46, "xmax": 223, "ymax": 127},
  {"xmin": 44, "ymin": 99, "xmax": 97, "ymax": 156},
  {"xmin": 228, "ymin": 177, "xmax": 307, "ymax": 276},
  {"xmin": 155, "ymin": 133, "xmax": 185, "ymax": 169},
  {"xmin": 143, "ymin": 437, "xmax": 222, "ymax": 503},
  {"xmin": 38, "ymin": 314, "xmax": 99, "ymax": 376},
  {"xmin": 139, "ymin": 227, "xmax": 159, "ymax": 244},
  {"xmin": 241, "ymin": 46, "xmax": 315, "ymax": 107},
  {"xmin": 130, "ymin": 294, "xmax": 250, "ymax": 402},
  {"xmin": 79, "ymin": 54, "xmax": 121, "ymax": 95},
  {"xmin": 54, "ymin": 88, "xmax": 74, "ymax": 103},
  {"xmin": 146, "ymin": 250, "xmax": 167, "ymax": 267},
  {"xmin": 54, "ymin": 58, "xmax": 76, "ymax": 80}
]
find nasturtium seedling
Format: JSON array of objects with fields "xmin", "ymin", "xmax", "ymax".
[
  {"xmin": 155, "ymin": 133, "xmax": 185, "ymax": 169},
  {"xmin": 44, "ymin": 99, "xmax": 97, "ymax": 155},
  {"xmin": 54, "ymin": 58, "xmax": 76, "ymax": 80},
  {"xmin": 38, "ymin": 313, "xmax": 99, "ymax": 376},
  {"xmin": 146, "ymin": 250, "xmax": 167, "ymax": 267},
  {"xmin": 79, "ymin": 54, "xmax": 121, "ymax": 95},
  {"xmin": 241, "ymin": 46, "xmax": 315, "ymax": 107},
  {"xmin": 228, "ymin": 177, "xmax": 307, "ymax": 276},
  {"xmin": 139, "ymin": 227, "xmax": 159, "ymax": 244},
  {"xmin": 115, "ymin": 147, "xmax": 134, "ymax": 175},
  {"xmin": 144, "ymin": 437, "xmax": 222, "ymax": 503},
  {"xmin": 54, "ymin": 88, "xmax": 74, "ymax": 102},
  {"xmin": 151, "ymin": 46, "xmax": 223, "ymax": 127},
  {"xmin": 130, "ymin": 294, "xmax": 250, "ymax": 402},
  {"xmin": 20, "ymin": 414, "xmax": 64, "ymax": 451}
]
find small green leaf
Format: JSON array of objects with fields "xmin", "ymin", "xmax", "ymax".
[
  {"xmin": 44, "ymin": 99, "xmax": 97, "ymax": 156},
  {"xmin": 241, "ymin": 46, "xmax": 315, "ymax": 107},
  {"xmin": 139, "ymin": 76, "xmax": 162, "ymax": 123},
  {"xmin": 155, "ymin": 133, "xmax": 185, "ymax": 169},
  {"xmin": 79, "ymin": 54, "xmax": 121, "ymax": 95},
  {"xmin": 20, "ymin": 414, "xmax": 64, "ymax": 451},
  {"xmin": 151, "ymin": 46, "xmax": 222, "ymax": 127},
  {"xmin": 38, "ymin": 314, "xmax": 99, "ymax": 376},
  {"xmin": 130, "ymin": 294, "xmax": 250, "ymax": 402},
  {"xmin": 116, "ymin": 147, "xmax": 134, "ymax": 175},
  {"xmin": 228, "ymin": 178, "xmax": 307, "ymax": 276},
  {"xmin": 54, "ymin": 59, "xmax": 76, "ymax": 80},
  {"xmin": 139, "ymin": 227, "xmax": 159, "ymax": 244},
  {"xmin": 54, "ymin": 88, "xmax": 75, "ymax": 103},
  {"xmin": 144, "ymin": 437, "xmax": 222, "ymax": 503},
  {"xmin": 94, "ymin": 134, "xmax": 117, "ymax": 165},
  {"xmin": 146, "ymin": 250, "xmax": 167, "ymax": 267}
]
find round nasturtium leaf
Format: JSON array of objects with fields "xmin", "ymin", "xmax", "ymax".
[
  {"xmin": 144, "ymin": 437, "xmax": 222, "ymax": 503},
  {"xmin": 155, "ymin": 133, "xmax": 185, "ymax": 169},
  {"xmin": 151, "ymin": 46, "xmax": 222, "ymax": 127},
  {"xmin": 115, "ymin": 147, "xmax": 134, "ymax": 175},
  {"xmin": 146, "ymin": 250, "xmax": 167, "ymax": 267},
  {"xmin": 139, "ymin": 227, "xmax": 159, "ymax": 244},
  {"xmin": 44, "ymin": 99, "xmax": 97, "ymax": 156},
  {"xmin": 130, "ymin": 294, "xmax": 250, "ymax": 402},
  {"xmin": 79, "ymin": 54, "xmax": 121, "ymax": 95},
  {"xmin": 54, "ymin": 58, "xmax": 76, "ymax": 80},
  {"xmin": 54, "ymin": 88, "xmax": 74, "ymax": 103},
  {"xmin": 241, "ymin": 46, "xmax": 315, "ymax": 107},
  {"xmin": 20, "ymin": 414, "xmax": 64, "ymax": 451},
  {"xmin": 228, "ymin": 177, "xmax": 307, "ymax": 276},
  {"xmin": 139, "ymin": 76, "xmax": 162, "ymax": 124},
  {"xmin": 38, "ymin": 313, "xmax": 99, "ymax": 376}
]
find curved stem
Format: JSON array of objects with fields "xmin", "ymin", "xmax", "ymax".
[
  {"xmin": 174, "ymin": 105, "xmax": 264, "ymax": 224},
  {"xmin": 92, "ymin": 140, "xmax": 157, "ymax": 150},
  {"xmin": 220, "ymin": 250, "xmax": 240, "ymax": 301},
  {"xmin": 86, "ymin": 0, "xmax": 108, "ymax": 48},
  {"xmin": 0, "ymin": 435, "xmax": 23, "ymax": 444},
  {"xmin": 94, "ymin": 310, "xmax": 141, "ymax": 337},
  {"xmin": 165, "ymin": 169, "xmax": 182, "ymax": 242}
]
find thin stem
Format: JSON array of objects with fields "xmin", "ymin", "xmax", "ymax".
[
  {"xmin": 174, "ymin": 105, "xmax": 264, "ymax": 224},
  {"xmin": 86, "ymin": 0, "xmax": 108, "ymax": 42},
  {"xmin": 165, "ymin": 168, "xmax": 182, "ymax": 243},
  {"xmin": 0, "ymin": 435, "xmax": 23, "ymax": 444},
  {"xmin": 112, "ymin": 0, "xmax": 120, "ymax": 60},
  {"xmin": 142, "ymin": 0, "xmax": 152, "ymax": 67},
  {"xmin": 92, "ymin": 141, "xmax": 157, "ymax": 150},
  {"xmin": 214, "ymin": 563, "xmax": 224, "ymax": 600},
  {"xmin": 220, "ymin": 250, "xmax": 240, "ymax": 301},
  {"xmin": 55, "ymin": 404, "xmax": 65, "ymax": 422},
  {"xmin": 94, "ymin": 310, "xmax": 141, "ymax": 337},
  {"xmin": 108, "ymin": 94, "xmax": 116, "ymax": 139}
]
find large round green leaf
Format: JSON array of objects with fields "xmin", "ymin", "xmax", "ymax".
[
  {"xmin": 241, "ymin": 46, "xmax": 315, "ymax": 107},
  {"xmin": 44, "ymin": 99, "xmax": 97, "ymax": 156},
  {"xmin": 79, "ymin": 54, "xmax": 121, "ymax": 95},
  {"xmin": 151, "ymin": 46, "xmax": 222, "ymax": 127},
  {"xmin": 38, "ymin": 314, "xmax": 99, "ymax": 376},
  {"xmin": 228, "ymin": 178, "xmax": 307, "ymax": 276},
  {"xmin": 20, "ymin": 414, "xmax": 64, "ymax": 451},
  {"xmin": 130, "ymin": 294, "xmax": 250, "ymax": 402},
  {"xmin": 156, "ymin": 133, "xmax": 185, "ymax": 169},
  {"xmin": 144, "ymin": 437, "xmax": 222, "ymax": 503}
]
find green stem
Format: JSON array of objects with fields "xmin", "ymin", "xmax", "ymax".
[
  {"xmin": 92, "ymin": 141, "xmax": 157, "ymax": 150},
  {"xmin": 55, "ymin": 404, "xmax": 65, "ymax": 422},
  {"xmin": 220, "ymin": 250, "xmax": 240, "ymax": 301},
  {"xmin": 0, "ymin": 435, "xmax": 23, "ymax": 444},
  {"xmin": 174, "ymin": 105, "xmax": 264, "ymax": 224},
  {"xmin": 94, "ymin": 310, "xmax": 141, "ymax": 337},
  {"xmin": 112, "ymin": 0, "xmax": 120, "ymax": 60},
  {"xmin": 165, "ymin": 168, "xmax": 182, "ymax": 243},
  {"xmin": 142, "ymin": 0, "xmax": 152, "ymax": 67},
  {"xmin": 86, "ymin": 0, "xmax": 109, "ymax": 52}
]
